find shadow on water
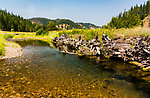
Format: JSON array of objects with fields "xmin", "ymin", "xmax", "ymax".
[
  {"xmin": 90, "ymin": 57, "xmax": 150, "ymax": 97},
  {"xmin": 0, "ymin": 39, "xmax": 150, "ymax": 97}
]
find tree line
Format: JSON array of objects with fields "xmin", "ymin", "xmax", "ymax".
[
  {"xmin": 0, "ymin": 9, "xmax": 37, "ymax": 32},
  {"xmin": 103, "ymin": 0, "xmax": 150, "ymax": 29},
  {"xmin": 0, "ymin": 9, "xmax": 58, "ymax": 35}
]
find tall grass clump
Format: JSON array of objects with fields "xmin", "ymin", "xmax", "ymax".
[
  {"xmin": 0, "ymin": 34, "xmax": 6, "ymax": 56},
  {"xmin": 57, "ymin": 28, "xmax": 115, "ymax": 42},
  {"xmin": 111, "ymin": 27, "xmax": 150, "ymax": 37},
  {"xmin": 51, "ymin": 27, "xmax": 150, "ymax": 42}
]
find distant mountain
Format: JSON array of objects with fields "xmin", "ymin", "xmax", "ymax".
[
  {"xmin": 29, "ymin": 17, "xmax": 100, "ymax": 30},
  {"xmin": 78, "ymin": 23, "xmax": 101, "ymax": 29},
  {"xmin": 55, "ymin": 19, "xmax": 82, "ymax": 29},
  {"xmin": 29, "ymin": 17, "xmax": 51, "ymax": 25}
]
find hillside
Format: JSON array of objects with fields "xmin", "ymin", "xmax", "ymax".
[
  {"xmin": 30, "ymin": 18, "xmax": 50, "ymax": 25},
  {"xmin": 29, "ymin": 17, "xmax": 100, "ymax": 30},
  {"xmin": 78, "ymin": 23, "xmax": 100, "ymax": 29}
]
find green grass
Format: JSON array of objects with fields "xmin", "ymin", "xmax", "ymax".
[
  {"xmin": 13, "ymin": 33, "xmax": 36, "ymax": 38},
  {"xmin": 4, "ymin": 34, "xmax": 15, "ymax": 38},
  {"xmin": 0, "ymin": 30, "xmax": 35, "ymax": 34},
  {"xmin": 0, "ymin": 34, "xmax": 6, "ymax": 56},
  {"xmin": 110, "ymin": 27, "xmax": 150, "ymax": 37},
  {"xmin": 12, "ymin": 31, "xmax": 59, "ymax": 45}
]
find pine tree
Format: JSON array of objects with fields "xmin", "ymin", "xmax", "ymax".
[{"xmin": 47, "ymin": 21, "xmax": 57, "ymax": 31}]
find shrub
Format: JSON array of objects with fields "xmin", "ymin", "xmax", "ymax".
[
  {"xmin": 36, "ymin": 28, "xmax": 49, "ymax": 36},
  {"xmin": 42, "ymin": 29, "xmax": 49, "ymax": 35},
  {"xmin": 36, "ymin": 28, "xmax": 44, "ymax": 35}
]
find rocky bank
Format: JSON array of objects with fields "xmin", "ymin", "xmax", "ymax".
[{"xmin": 53, "ymin": 34, "xmax": 150, "ymax": 71}]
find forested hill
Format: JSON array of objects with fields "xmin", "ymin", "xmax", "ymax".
[
  {"xmin": 0, "ymin": 10, "xmax": 37, "ymax": 32},
  {"xmin": 77, "ymin": 23, "xmax": 101, "ymax": 29},
  {"xmin": 103, "ymin": 0, "xmax": 150, "ymax": 29},
  {"xmin": 29, "ymin": 18, "xmax": 100, "ymax": 30}
]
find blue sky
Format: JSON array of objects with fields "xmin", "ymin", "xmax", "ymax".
[{"xmin": 0, "ymin": 0, "xmax": 148, "ymax": 26}]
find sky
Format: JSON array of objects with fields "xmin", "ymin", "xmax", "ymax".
[{"xmin": 0, "ymin": 0, "xmax": 148, "ymax": 26}]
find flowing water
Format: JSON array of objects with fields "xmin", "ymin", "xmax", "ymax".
[{"xmin": 0, "ymin": 40, "xmax": 150, "ymax": 97}]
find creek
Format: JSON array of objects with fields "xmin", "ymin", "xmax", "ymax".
[{"xmin": 0, "ymin": 40, "xmax": 150, "ymax": 97}]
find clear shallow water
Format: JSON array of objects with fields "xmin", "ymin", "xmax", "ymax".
[{"xmin": 0, "ymin": 40, "xmax": 150, "ymax": 97}]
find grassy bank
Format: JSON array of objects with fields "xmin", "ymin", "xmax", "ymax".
[
  {"xmin": 2, "ymin": 27, "xmax": 149, "ymax": 40},
  {"xmin": 0, "ymin": 34, "xmax": 6, "ymax": 56},
  {"xmin": 11, "ymin": 31, "xmax": 59, "ymax": 45},
  {"xmin": 2, "ymin": 27, "xmax": 150, "ymax": 44}
]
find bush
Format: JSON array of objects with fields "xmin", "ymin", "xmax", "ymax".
[
  {"xmin": 36, "ymin": 28, "xmax": 49, "ymax": 36},
  {"xmin": 42, "ymin": 29, "xmax": 49, "ymax": 35},
  {"xmin": 36, "ymin": 28, "xmax": 44, "ymax": 35}
]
